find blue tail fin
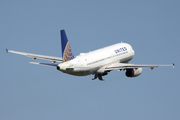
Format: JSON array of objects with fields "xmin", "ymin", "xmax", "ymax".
[{"xmin": 60, "ymin": 30, "xmax": 74, "ymax": 62}]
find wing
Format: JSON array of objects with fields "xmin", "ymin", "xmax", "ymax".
[
  {"xmin": 6, "ymin": 49, "xmax": 63, "ymax": 63},
  {"xmin": 106, "ymin": 63, "xmax": 175, "ymax": 71}
]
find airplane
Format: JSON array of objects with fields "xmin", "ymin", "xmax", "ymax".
[{"xmin": 6, "ymin": 30, "xmax": 175, "ymax": 80}]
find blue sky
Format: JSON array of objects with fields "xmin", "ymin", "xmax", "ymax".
[{"xmin": 1, "ymin": 0, "xmax": 180, "ymax": 120}]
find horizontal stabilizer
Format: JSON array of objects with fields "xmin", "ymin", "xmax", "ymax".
[{"xmin": 30, "ymin": 62, "xmax": 58, "ymax": 67}]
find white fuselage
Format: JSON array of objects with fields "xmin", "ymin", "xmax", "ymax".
[{"xmin": 57, "ymin": 43, "xmax": 135, "ymax": 76}]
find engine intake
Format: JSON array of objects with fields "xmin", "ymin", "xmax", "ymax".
[{"xmin": 125, "ymin": 68, "xmax": 143, "ymax": 77}]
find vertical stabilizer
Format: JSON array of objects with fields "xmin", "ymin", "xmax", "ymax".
[{"xmin": 61, "ymin": 30, "xmax": 74, "ymax": 62}]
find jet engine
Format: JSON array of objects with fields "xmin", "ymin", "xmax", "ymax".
[{"xmin": 125, "ymin": 68, "xmax": 143, "ymax": 77}]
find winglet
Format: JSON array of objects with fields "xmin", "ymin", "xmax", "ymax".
[
  {"xmin": 6, "ymin": 49, "xmax": 8, "ymax": 53},
  {"xmin": 173, "ymin": 63, "xmax": 175, "ymax": 68}
]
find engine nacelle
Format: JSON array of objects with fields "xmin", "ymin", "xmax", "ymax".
[{"xmin": 125, "ymin": 68, "xmax": 143, "ymax": 77}]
